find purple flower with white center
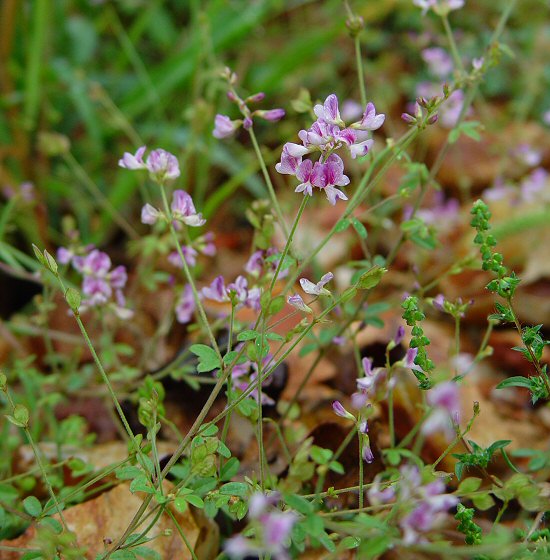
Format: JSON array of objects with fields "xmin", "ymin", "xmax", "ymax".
[
  {"xmin": 404, "ymin": 347, "xmax": 424, "ymax": 373},
  {"xmin": 82, "ymin": 276, "xmax": 111, "ymax": 306},
  {"xmin": 332, "ymin": 400, "xmax": 356, "ymax": 421},
  {"xmin": 213, "ymin": 114, "xmax": 241, "ymax": 139},
  {"xmin": 422, "ymin": 381, "xmax": 461, "ymax": 440},
  {"xmin": 275, "ymin": 143, "xmax": 307, "ymax": 175},
  {"xmin": 225, "ymin": 495, "xmax": 297, "ymax": 560},
  {"xmin": 422, "ymin": 47, "xmax": 454, "ymax": 78},
  {"xmin": 171, "ymin": 190, "xmax": 206, "ymax": 227},
  {"xmin": 300, "ymin": 271, "xmax": 333, "ymax": 296},
  {"xmin": 118, "ymin": 146, "xmax": 147, "ymax": 170},
  {"xmin": 147, "ymin": 149, "xmax": 180, "ymax": 181},
  {"xmin": 245, "ymin": 250, "xmax": 265, "ymax": 276},
  {"xmin": 175, "ymin": 284, "xmax": 195, "ymax": 324},
  {"xmin": 202, "ymin": 275, "xmax": 229, "ymax": 302},
  {"xmin": 141, "ymin": 203, "xmax": 161, "ymax": 225},
  {"xmin": 312, "ymin": 154, "xmax": 350, "ymax": 205},
  {"xmin": 294, "ymin": 159, "xmax": 315, "ymax": 197},
  {"xmin": 313, "ymin": 94, "xmax": 344, "ymax": 126},
  {"xmin": 398, "ymin": 464, "xmax": 459, "ymax": 544},
  {"xmin": 287, "ymin": 293, "xmax": 312, "ymax": 314},
  {"xmin": 77, "ymin": 249, "xmax": 111, "ymax": 277},
  {"xmin": 353, "ymin": 102, "xmax": 386, "ymax": 131}
]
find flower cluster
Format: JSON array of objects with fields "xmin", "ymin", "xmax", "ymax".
[
  {"xmin": 276, "ymin": 94, "xmax": 385, "ymax": 205},
  {"xmin": 141, "ymin": 189, "xmax": 206, "ymax": 228},
  {"xmin": 368, "ymin": 465, "xmax": 458, "ymax": 544},
  {"xmin": 168, "ymin": 232, "xmax": 216, "ymax": 269},
  {"xmin": 287, "ymin": 272, "xmax": 334, "ymax": 313},
  {"xmin": 57, "ymin": 247, "xmax": 132, "ymax": 319},
  {"xmin": 119, "ymin": 146, "xmax": 180, "ymax": 182},
  {"xmin": 202, "ymin": 275, "xmax": 261, "ymax": 311},
  {"xmin": 227, "ymin": 349, "xmax": 277, "ymax": 405},
  {"xmin": 225, "ymin": 492, "xmax": 297, "ymax": 559},
  {"xmin": 332, "ymin": 400, "xmax": 374, "ymax": 463},
  {"xmin": 213, "ymin": 68, "xmax": 285, "ymax": 139},
  {"xmin": 421, "ymin": 381, "xmax": 461, "ymax": 440},
  {"xmin": 398, "ymin": 465, "xmax": 459, "ymax": 544}
]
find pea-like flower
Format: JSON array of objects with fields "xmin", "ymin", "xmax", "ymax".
[
  {"xmin": 299, "ymin": 272, "xmax": 333, "ymax": 296},
  {"xmin": 119, "ymin": 146, "xmax": 180, "ymax": 182},
  {"xmin": 171, "ymin": 190, "xmax": 206, "ymax": 227}
]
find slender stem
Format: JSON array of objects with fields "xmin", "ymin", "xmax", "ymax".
[
  {"xmin": 166, "ymin": 509, "xmax": 200, "ymax": 560},
  {"xmin": 355, "ymin": 34, "xmax": 367, "ymax": 108},
  {"xmin": 358, "ymin": 434, "xmax": 364, "ymax": 509},
  {"xmin": 158, "ymin": 184, "xmax": 222, "ymax": 360},
  {"xmin": 248, "ymin": 127, "xmax": 289, "ymax": 238},
  {"xmin": 441, "ymin": 14, "xmax": 465, "ymax": 74}
]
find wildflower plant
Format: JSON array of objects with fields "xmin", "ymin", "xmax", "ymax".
[{"xmin": 2, "ymin": 1, "xmax": 550, "ymax": 559}]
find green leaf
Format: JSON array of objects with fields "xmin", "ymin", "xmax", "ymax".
[
  {"xmin": 351, "ymin": 217, "xmax": 367, "ymax": 239},
  {"xmin": 268, "ymin": 295, "xmax": 285, "ymax": 316},
  {"xmin": 220, "ymin": 457, "xmax": 240, "ymax": 481},
  {"xmin": 457, "ymin": 477, "xmax": 482, "ymax": 495},
  {"xmin": 237, "ymin": 330, "xmax": 258, "ymax": 342},
  {"xmin": 32, "ymin": 244, "xmax": 46, "ymax": 267},
  {"xmin": 115, "ymin": 466, "xmax": 143, "ymax": 481},
  {"xmin": 23, "ymin": 496, "xmax": 42, "ymax": 517},
  {"xmin": 284, "ymin": 493, "xmax": 313, "ymax": 515},
  {"xmin": 356, "ymin": 266, "xmax": 387, "ymax": 290},
  {"xmin": 310, "ymin": 445, "xmax": 333, "ymax": 465},
  {"xmin": 335, "ymin": 218, "xmax": 350, "ymax": 232},
  {"xmin": 13, "ymin": 404, "xmax": 29, "ymax": 427},
  {"xmin": 496, "ymin": 376, "xmax": 532, "ymax": 390},
  {"xmin": 43, "ymin": 250, "xmax": 58, "ymax": 274},
  {"xmin": 219, "ymin": 482, "xmax": 249, "ymax": 498},
  {"xmin": 64, "ymin": 288, "xmax": 81, "ymax": 311},
  {"xmin": 200, "ymin": 424, "xmax": 218, "ymax": 437},
  {"xmin": 472, "ymin": 492, "xmax": 495, "ymax": 511},
  {"xmin": 184, "ymin": 494, "xmax": 205, "ymax": 508},
  {"xmin": 189, "ymin": 344, "xmax": 221, "ymax": 373},
  {"xmin": 341, "ymin": 536, "xmax": 361, "ymax": 549}
]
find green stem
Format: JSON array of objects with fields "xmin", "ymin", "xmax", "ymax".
[
  {"xmin": 441, "ymin": 14, "xmax": 465, "ymax": 74},
  {"xmin": 355, "ymin": 34, "xmax": 367, "ymax": 108},
  {"xmin": 248, "ymin": 126, "xmax": 289, "ymax": 239},
  {"xmin": 166, "ymin": 509, "xmax": 200, "ymax": 560},
  {"xmin": 158, "ymin": 184, "xmax": 222, "ymax": 361}
]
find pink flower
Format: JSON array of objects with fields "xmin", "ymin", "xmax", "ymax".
[
  {"xmin": 118, "ymin": 146, "xmax": 147, "ymax": 170},
  {"xmin": 422, "ymin": 48, "xmax": 453, "ymax": 78},
  {"xmin": 175, "ymin": 284, "xmax": 195, "ymax": 324},
  {"xmin": 332, "ymin": 400, "xmax": 355, "ymax": 421},
  {"xmin": 147, "ymin": 149, "xmax": 180, "ymax": 181},
  {"xmin": 355, "ymin": 102, "xmax": 386, "ymax": 131},
  {"xmin": 141, "ymin": 203, "xmax": 161, "ymax": 225},
  {"xmin": 287, "ymin": 293, "xmax": 312, "ymax": 314},
  {"xmin": 171, "ymin": 190, "xmax": 206, "ymax": 227},
  {"xmin": 313, "ymin": 93, "xmax": 343, "ymax": 126},
  {"xmin": 213, "ymin": 114, "xmax": 240, "ymax": 139},
  {"xmin": 255, "ymin": 109, "xmax": 285, "ymax": 122},
  {"xmin": 300, "ymin": 272, "xmax": 333, "ymax": 296}
]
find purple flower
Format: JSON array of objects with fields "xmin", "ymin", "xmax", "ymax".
[
  {"xmin": 368, "ymin": 478, "xmax": 396, "ymax": 506},
  {"xmin": 57, "ymin": 247, "xmax": 74, "ymax": 265},
  {"xmin": 422, "ymin": 381, "xmax": 461, "ymax": 440},
  {"xmin": 393, "ymin": 325, "xmax": 405, "ymax": 346},
  {"xmin": 349, "ymin": 138, "xmax": 374, "ymax": 159},
  {"xmin": 255, "ymin": 109, "xmax": 285, "ymax": 122},
  {"xmin": 168, "ymin": 246, "xmax": 198, "ymax": 268},
  {"xmin": 332, "ymin": 400, "xmax": 355, "ymax": 421},
  {"xmin": 118, "ymin": 146, "xmax": 147, "ymax": 170},
  {"xmin": 313, "ymin": 154, "xmax": 350, "ymax": 205},
  {"xmin": 341, "ymin": 99, "xmax": 363, "ymax": 121},
  {"xmin": 287, "ymin": 293, "xmax": 312, "ymax": 314},
  {"xmin": 213, "ymin": 114, "xmax": 240, "ymax": 139},
  {"xmin": 171, "ymin": 190, "xmax": 206, "ymax": 227},
  {"xmin": 300, "ymin": 272, "xmax": 333, "ymax": 296},
  {"xmin": 432, "ymin": 294, "xmax": 446, "ymax": 312},
  {"xmin": 202, "ymin": 275, "xmax": 228, "ymax": 302},
  {"xmin": 245, "ymin": 250, "xmax": 265, "ymax": 276},
  {"xmin": 147, "ymin": 149, "xmax": 180, "ymax": 181},
  {"xmin": 413, "ymin": 0, "xmax": 464, "ymax": 15},
  {"xmin": 141, "ymin": 203, "xmax": 161, "ymax": 225},
  {"xmin": 354, "ymin": 102, "xmax": 386, "ymax": 131},
  {"xmin": 294, "ymin": 159, "xmax": 314, "ymax": 197},
  {"xmin": 422, "ymin": 48, "xmax": 453, "ymax": 78},
  {"xmin": 404, "ymin": 347, "xmax": 424, "ymax": 373},
  {"xmin": 175, "ymin": 284, "xmax": 195, "ymax": 324},
  {"xmin": 119, "ymin": 146, "xmax": 180, "ymax": 182},
  {"xmin": 313, "ymin": 94, "xmax": 343, "ymax": 126},
  {"xmin": 543, "ymin": 109, "xmax": 550, "ymax": 126},
  {"xmin": 275, "ymin": 143, "xmax": 307, "ymax": 175}
]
